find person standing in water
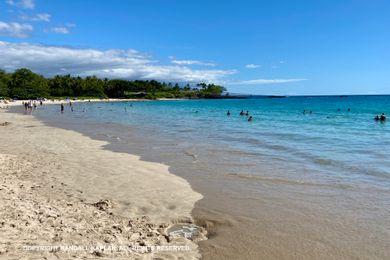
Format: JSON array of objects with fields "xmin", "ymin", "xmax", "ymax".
[
  {"xmin": 227, "ymin": 110, "xmax": 231, "ymax": 116},
  {"xmin": 60, "ymin": 103, "xmax": 64, "ymax": 113}
]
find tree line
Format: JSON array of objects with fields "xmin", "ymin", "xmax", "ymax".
[{"xmin": 0, "ymin": 68, "xmax": 227, "ymax": 99}]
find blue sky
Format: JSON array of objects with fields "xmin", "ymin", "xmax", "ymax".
[{"xmin": 0, "ymin": 0, "xmax": 389, "ymax": 95}]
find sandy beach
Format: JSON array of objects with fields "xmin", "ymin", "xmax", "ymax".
[{"xmin": 0, "ymin": 103, "xmax": 205, "ymax": 259}]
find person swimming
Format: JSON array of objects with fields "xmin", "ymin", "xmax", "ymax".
[
  {"xmin": 227, "ymin": 110, "xmax": 231, "ymax": 116},
  {"xmin": 240, "ymin": 110, "xmax": 244, "ymax": 116},
  {"xmin": 245, "ymin": 110, "xmax": 249, "ymax": 116},
  {"xmin": 380, "ymin": 113, "xmax": 386, "ymax": 121},
  {"xmin": 374, "ymin": 113, "xmax": 386, "ymax": 122},
  {"xmin": 248, "ymin": 116, "xmax": 253, "ymax": 122}
]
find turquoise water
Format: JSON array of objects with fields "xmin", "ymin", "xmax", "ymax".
[
  {"xmin": 32, "ymin": 95, "xmax": 390, "ymax": 259},
  {"xmin": 53, "ymin": 96, "xmax": 390, "ymax": 187}
]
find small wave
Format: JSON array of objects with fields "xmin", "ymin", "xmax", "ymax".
[
  {"xmin": 313, "ymin": 158, "xmax": 334, "ymax": 166},
  {"xmin": 225, "ymin": 173, "xmax": 353, "ymax": 189}
]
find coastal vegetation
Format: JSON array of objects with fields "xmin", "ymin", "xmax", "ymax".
[{"xmin": 0, "ymin": 68, "xmax": 227, "ymax": 100}]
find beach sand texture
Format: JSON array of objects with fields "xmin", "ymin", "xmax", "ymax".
[{"xmin": 0, "ymin": 107, "xmax": 204, "ymax": 259}]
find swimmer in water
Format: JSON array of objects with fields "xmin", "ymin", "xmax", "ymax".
[
  {"xmin": 227, "ymin": 110, "xmax": 231, "ymax": 116},
  {"xmin": 380, "ymin": 113, "xmax": 386, "ymax": 121},
  {"xmin": 240, "ymin": 110, "xmax": 244, "ymax": 116},
  {"xmin": 248, "ymin": 116, "xmax": 253, "ymax": 122},
  {"xmin": 245, "ymin": 111, "xmax": 249, "ymax": 116}
]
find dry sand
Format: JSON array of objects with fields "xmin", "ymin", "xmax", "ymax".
[{"xmin": 0, "ymin": 103, "xmax": 205, "ymax": 259}]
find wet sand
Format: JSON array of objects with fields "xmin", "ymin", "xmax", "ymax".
[{"xmin": 0, "ymin": 106, "xmax": 205, "ymax": 259}]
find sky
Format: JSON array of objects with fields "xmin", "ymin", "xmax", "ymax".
[{"xmin": 0, "ymin": 0, "xmax": 389, "ymax": 95}]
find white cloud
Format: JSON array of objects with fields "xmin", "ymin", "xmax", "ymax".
[
  {"xmin": 228, "ymin": 78, "xmax": 307, "ymax": 85},
  {"xmin": 50, "ymin": 27, "xmax": 70, "ymax": 34},
  {"xmin": 245, "ymin": 64, "xmax": 260, "ymax": 69},
  {"xmin": 20, "ymin": 13, "xmax": 51, "ymax": 22},
  {"xmin": 169, "ymin": 57, "xmax": 216, "ymax": 67},
  {"xmin": 0, "ymin": 21, "xmax": 33, "ymax": 38},
  {"xmin": 0, "ymin": 41, "xmax": 236, "ymax": 83},
  {"xmin": 6, "ymin": 0, "xmax": 35, "ymax": 9}
]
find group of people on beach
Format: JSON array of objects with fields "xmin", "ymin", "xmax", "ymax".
[
  {"xmin": 226, "ymin": 110, "xmax": 253, "ymax": 122},
  {"xmin": 22, "ymin": 100, "xmax": 42, "ymax": 112}
]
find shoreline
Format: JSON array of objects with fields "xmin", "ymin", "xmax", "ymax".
[
  {"xmin": 4, "ymin": 99, "xmax": 389, "ymax": 259},
  {"xmin": 0, "ymin": 98, "xmax": 151, "ymax": 108},
  {"xmin": 0, "ymin": 104, "xmax": 206, "ymax": 259}
]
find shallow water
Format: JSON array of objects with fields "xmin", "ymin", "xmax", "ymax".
[{"xmin": 32, "ymin": 96, "xmax": 390, "ymax": 259}]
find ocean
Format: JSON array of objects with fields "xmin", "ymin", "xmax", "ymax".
[{"xmin": 32, "ymin": 95, "xmax": 390, "ymax": 259}]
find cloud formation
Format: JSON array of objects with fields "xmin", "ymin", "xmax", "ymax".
[
  {"xmin": 50, "ymin": 27, "xmax": 70, "ymax": 34},
  {"xmin": 20, "ymin": 13, "xmax": 51, "ymax": 22},
  {"xmin": 0, "ymin": 21, "xmax": 33, "ymax": 37},
  {"xmin": 228, "ymin": 78, "xmax": 307, "ymax": 85},
  {"xmin": 0, "ymin": 41, "xmax": 235, "ymax": 82},
  {"xmin": 169, "ymin": 57, "xmax": 216, "ymax": 67},
  {"xmin": 245, "ymin": 64, "xmax": 260, "ymax": 69},
  {"xmin": 6, "ymin": 0, "xmax": 34, "ymax": 9}
]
